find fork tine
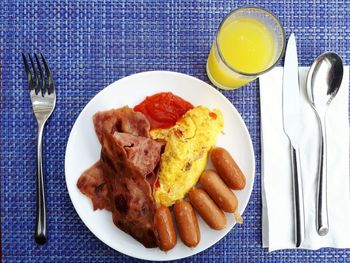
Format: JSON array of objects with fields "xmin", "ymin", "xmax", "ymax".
[
  {"xmin": 22, "ymin": 53, "xmax": 33, "ymax": 89},
  {"xmin": 40, "ymin": 53, "xmax": 55, "ymax": 95},
  {"xmin": 29, "ymin": 54, "xmax": 40, "ymax": 95},
  {"xmin": 34, "ymin": 53, "xmax": 46, "ymax": 95}
]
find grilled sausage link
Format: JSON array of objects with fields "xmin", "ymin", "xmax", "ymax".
[
  {"xmin": 200, "ymin": 169, "xmax": 238, "ymax": 213},
  {"xmin": 210, "ymin": 147, "xmax": 246, "ymax": 190},
  {"xmin": 188, "ymin": 188, "xmax": 226, "ymax": 230},
  {"xmin": 154, "ymin": 205, "xmax": 177, "ymax": 251},
  {"xmin": 174, "ymin": 199, "xmax": 201, "ymax": 247}
]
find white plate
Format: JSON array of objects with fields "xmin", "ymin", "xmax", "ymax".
[{"xmin": 65, "ymin": 71, "xmax": 255, "ymax": 261}]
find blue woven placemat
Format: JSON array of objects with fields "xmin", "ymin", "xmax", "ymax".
[{"xmin": 1, "ymin": 0, "xmax": 350, "ymax": 262}]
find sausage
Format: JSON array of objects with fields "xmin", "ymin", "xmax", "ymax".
[
  {"xmin": 210, "ymin": 147, "xmax": 246, "ymax": 190},
  {"xmin": 174, "ymin": 200, "xmax": 201, "ymax": 247},
  {"xmin": 154, "ymin": 205, "xmax": 177, "ymax": 251},
  {"xmin": 188, "ymin": 188, "xmax": 226, "ymax": 230},
  {"xmin": 200, "ymin": 170, "xmax": 238, "ymax": 213}
]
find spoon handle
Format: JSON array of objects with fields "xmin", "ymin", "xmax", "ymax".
[
  {"xmin": 291, "ymin": 145, "xmax": 305, "ymax": 247},
  {"xmin": 317, "ymin": 116, "xmax": 329, "ymax": 236}
]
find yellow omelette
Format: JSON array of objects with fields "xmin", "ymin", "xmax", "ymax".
[{"xmin": 150, "ymin": 106, "xmax": 224, "ymax": 207}]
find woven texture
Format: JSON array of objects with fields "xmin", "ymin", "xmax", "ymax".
[{"xmin": 1, "ymin": 0, "xmax": 349, "ymax": 262}]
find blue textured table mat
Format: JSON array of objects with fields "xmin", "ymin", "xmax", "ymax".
[{"xmin": 1, "ymin": 0, "xmax": 350, "ymax": 262}]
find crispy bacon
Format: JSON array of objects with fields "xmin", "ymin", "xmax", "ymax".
[
  {"xmin": 77, "ymin": 106, "xmax": 162, "ymax": 248},
  {"xmin": 93, "ymin": 106, "xmax": 150, "ymax": 143},
  {"xmin": 112, "ymin": 132, "xmax": 162, "ymax": 176},
  {"xmin": 100, "ymin": 132, "xmax": 159, "ymax": 247},
  {"xmin": 77, "ymin": 160, "xmax": 112, "ymax": 211}
]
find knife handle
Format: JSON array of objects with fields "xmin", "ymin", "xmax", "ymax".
[{"xmin": 291, "ymin": 145, "xmax": 305, "ymax": 247}]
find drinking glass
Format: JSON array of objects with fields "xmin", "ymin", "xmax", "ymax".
[{"xmin": 206, "ymin": 7, "xmax": 285, "ymax": 90}]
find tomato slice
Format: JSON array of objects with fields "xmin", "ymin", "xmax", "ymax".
[{"xmin": 134, "ymin": 92, "xmax": 193, "ymax": 129}]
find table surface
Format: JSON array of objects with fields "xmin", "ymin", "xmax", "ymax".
[{"xmin": 1, "ymin": 0, "xmax": 350, "ymax": 262}]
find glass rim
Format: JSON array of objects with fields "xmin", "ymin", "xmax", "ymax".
[{"xmin": 215, "ymin": 6, "xmax": 286, "ymax": 77}]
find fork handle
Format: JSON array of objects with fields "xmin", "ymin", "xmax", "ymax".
[{"xmin": 35, "ymin": 122, "xmax": 47, "ymax": 244}]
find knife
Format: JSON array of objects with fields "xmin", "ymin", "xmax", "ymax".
[{"xmin": 282, "ymin": 33, "xmax": 305, "ymax": 248}]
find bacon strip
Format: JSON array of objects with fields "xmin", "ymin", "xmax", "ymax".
[
  {"xmin": 77, "ymin": 160, "xmax": 112, "ymax": 211},
  {"xmin": 93, "ymin": 106, "xmax": 150, "ymax": 143},
  {"xmin": 77, "ymin": 106, "xmax": 162, "ymax": 248},
  {"xmin": 112, "ymin": 132, "xmax": 162, "ymax": 176},
  {"xmin": 100, "ymin": 132, "xmax": 159, "ymax": 247}
]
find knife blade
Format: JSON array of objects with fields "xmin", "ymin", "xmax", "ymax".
[{"xmin": 282, "ymin": 33, "xmax": 305, "ymax": 248}]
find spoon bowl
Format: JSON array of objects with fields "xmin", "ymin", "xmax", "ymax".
[
  {"xmin": 307, "ymin": 52, "xmax": 343, "ymax": 111},
  {"xmin": 306, "ymin": 52, "xmax": 343, "ymax": 236}
]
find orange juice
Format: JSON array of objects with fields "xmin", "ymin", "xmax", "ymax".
[{"xmin": 207, "ymin": 17, "xmax": 276, "ymax": 89}]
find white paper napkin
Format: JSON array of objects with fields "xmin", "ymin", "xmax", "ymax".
[{"xmin": 260, "ymin": 66, "xmax": 350, "ymax": 251}]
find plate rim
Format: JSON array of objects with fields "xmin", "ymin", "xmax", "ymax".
[{"xmin": 64, "ymin": 70, "xmax": 255, "ymax": 261}]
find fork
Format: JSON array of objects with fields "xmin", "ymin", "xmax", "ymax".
[{"xmin": 22, "ymin": 53, "xmax": 56, "ymax": 245}]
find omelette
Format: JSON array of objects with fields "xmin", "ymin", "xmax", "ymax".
[{"xmin": 150, "ymin": 106, "xmax": 224, "ymax": 207}]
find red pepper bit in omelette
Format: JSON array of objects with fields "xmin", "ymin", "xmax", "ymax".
[
  {"xmin": 209, "ymin": 112, "xmax": 217, "ymax": 120},
  {"xmin": 134, "ymin": 92, "xmax": 193, "ymax": 129},
  {"xmin": 174, "ymin": 129, "xmax": 183, "ymax": 138}
]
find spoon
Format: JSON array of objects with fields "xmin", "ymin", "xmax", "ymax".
[{"xmin": 306, "ymin": 52, "xmax": 343, "ymax": 236}]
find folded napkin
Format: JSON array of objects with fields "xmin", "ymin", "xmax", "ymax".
[{"xmin": 260, "ymin": 66, "xmax": 350, "ymax": 251}]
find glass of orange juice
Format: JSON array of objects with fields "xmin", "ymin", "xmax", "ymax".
[{"xmin": 207, "ymin": 7, "xmax": 285, "ymax": 90}]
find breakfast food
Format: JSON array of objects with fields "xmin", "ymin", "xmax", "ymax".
[
  {"xmin": 199, "ymin": 170, "xmax": 238, "ymax": 213},
  {"xmin": 77, "ymin": 106, "xmax": 163, "ymax": 248},
  {"xmin": 100, "ymin": 132, "xmax": 161, "ymax": 247},
  {"xmin": 154, "ymin": 205, "xmax": 177, "ymax": 251},
  {"xmin": 173, "ymin": 200, "xmax": 201, "ymax": 247},
  {"xmin": 151, "ymin": 106, "xmax": 224, "ymax": 207},
  {"xmin": 188, "ymin": 188, "xmax": 227, "ymax": 230},
  {"xmin": 94, "ymin": 106, "xmax": 151, "ymax": 141},
  {"xmin": 134, "ymin": 92, "xmax": 193, "ymax": 129},
  {"xmin": 77, "ymin": 92, "xmax": 246, "ymax": 251},
  {"xmin": 77, "ymin": 161, "xmax": 112, "ymax": 211},
  {"xmin": 210, "ymin": 147, "xmax": 246, "ymax": 190}
]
